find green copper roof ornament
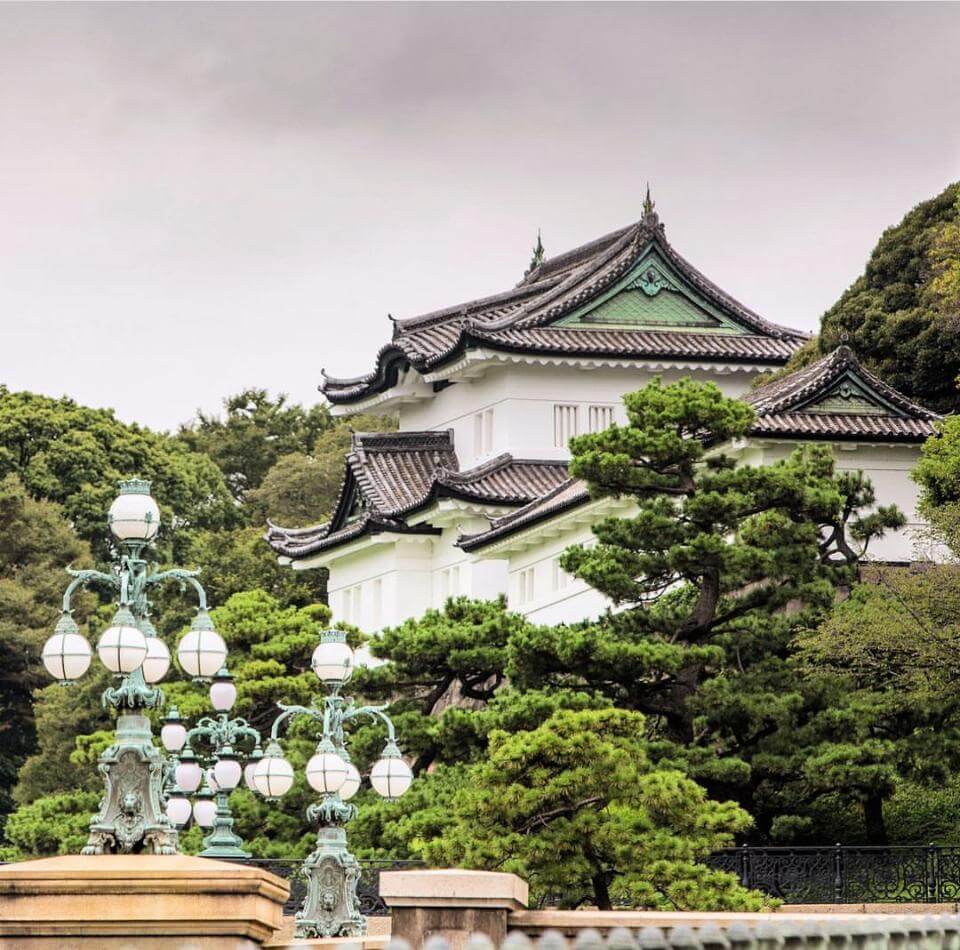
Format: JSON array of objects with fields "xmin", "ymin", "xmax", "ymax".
[
  {"xmin": 642, "ymin": 182, "xmax": 659, "ymax": 225},
  {"xmin": 525, "ymin": 229, "xmax": 545, "ymax": 276}
]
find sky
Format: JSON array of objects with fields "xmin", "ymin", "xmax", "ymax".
[{"xmin": 1, "ymin": 3, "xmax": 959, "ymax": 432}]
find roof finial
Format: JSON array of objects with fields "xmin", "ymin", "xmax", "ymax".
[
  {"xmin": 525, "ymin": 229, "xmax": 545, "ymax": 276},
  {"xmin": 643, "ymin": 182, "xmax": 657, "ymax": 222}
]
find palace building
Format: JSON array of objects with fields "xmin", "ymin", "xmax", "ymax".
[{"xmin": 266, "ymin": 198, "xmax": 940, "ymax": 630}]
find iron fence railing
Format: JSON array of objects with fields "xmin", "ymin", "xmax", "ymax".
[
  {"xmin": 217, "ymin": 857, "xmax": 425, "ymax": 916},
  {"xmin": 707, "ymin": 845, "xmax": 960, "ymax": 904}
]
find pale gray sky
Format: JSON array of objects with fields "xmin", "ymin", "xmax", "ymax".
[{"xmin": 1, "ymin": 2, "xmax": 958, "ymax": 431}]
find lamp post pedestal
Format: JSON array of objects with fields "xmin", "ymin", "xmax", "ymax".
[
  {"xmin": 82, "ymin": 712, "xmax": 178, "ymax": 856},
  {"xmin": 199, "ymin": 790, "xmax": 249, "ymax": 859},
  {"xmin": 296, "ymin": 797, "xmax": 365, "ymax": 940}
]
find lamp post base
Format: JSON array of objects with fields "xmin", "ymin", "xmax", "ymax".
[
  {"xmin": 199, "ymin": 791, "xmax": 250, "ymax": 859},
  {"xmin": 295, "ymin": 801, "xmax": 366, "ymax": 940},
  {"xmin": 81, "ymin": 713, "xmax": 178, "ymax": 855}
]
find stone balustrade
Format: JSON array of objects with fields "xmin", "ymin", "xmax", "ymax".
[{"xmin": 383, "ymin": 915, "xmax": 960, "ymax": 950}]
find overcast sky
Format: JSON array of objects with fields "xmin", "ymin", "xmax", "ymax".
[{"xmin": 1, "ymin": 3, "xmax": 958, "ymax": 431}]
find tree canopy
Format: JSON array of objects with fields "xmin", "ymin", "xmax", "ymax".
[{"xmin": 818, "ymin": 181, "xmax": 960, "ymax": 412}]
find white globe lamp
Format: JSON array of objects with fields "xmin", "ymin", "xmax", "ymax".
[
  {"xmin": 209, "ymin": 668, "xmax": 237, "ymax": 712},
  {"xmin": 160, "ymin": 707, "xmax": 187, "ymax": 753},
  {"xmin": 165, "ymin": 795, "xmax": 192, "ymax": 826},
  {"xmin": 42, "ymin": 613, "xmax": 91, "ymax": 684},
  {"xmin": 305, "ymin": 742, "xmax": 349, "ymax": 794},
  {"xmin": 141, "ymin": 635, "xmax": 171, "ymax": 684},
  {"xmin": 339, "ymin": 758, "xmax": 362, "ymax": 801},
  {"xmin": 108, "ymin": 479, "xmax": 161, "ymax": 542},
  {"xmin": 175, "ymin": 750, "xmax": 203, "ymax": 793},
  {"xmin": 192, "ymin": 791, "xmax": 217, "ymax": 828},
  {"xmin": 251, "ymin": 741, "xmax": 295, "ymax": 799},
  {"xmin": 96, "ymin": 607, "xmax": 148, "ymax": 674},
  {"xmin": 177, "ymin": 611, "xmax": 227, "ymax": 679},
  {"xmin": 311, "ymin": 629, "xmax": 354, "ymax": 687},
  {"xmin": 370, "ymin": 741, "xmax": 413, "ymax": 800},
  {"xmin": 213, "ymin": 750, "xmax": 243, "ymax": 791},
  {"xmin": 243, "ymin": 748, "xmax": 263, "ymax": 791}
]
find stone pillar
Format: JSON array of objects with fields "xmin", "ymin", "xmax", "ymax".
[
  {"xmin": 0, "ymin": 854, "xmax": 290, "ymax": 949},
  {"xmin": 380, "ymin": 869, "xmax": 528, "ymax": 950}
]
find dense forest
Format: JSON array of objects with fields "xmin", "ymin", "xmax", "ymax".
[{"xmin": 1, "ymin": 182, "xmax": 960, "ymax": 909}]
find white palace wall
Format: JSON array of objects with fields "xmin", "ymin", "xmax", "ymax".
[{"xmin": 399, "ymin": 362, "xmax": 760, "ymax": 467}]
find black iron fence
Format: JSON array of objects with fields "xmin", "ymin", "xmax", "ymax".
[
  {"xmin": 707, "ymin": 845, "xmax": 960, "ymax": 904},
  {"xmin": 219, "ymin": 858, "xmax": 424, "ymax": 916}
]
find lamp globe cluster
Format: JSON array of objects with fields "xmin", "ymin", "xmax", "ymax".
[
  {"xmin": 39, "ymin": 481, "xmax": 230, "ymax": 691},
  {"xmin": 160, "ymin": 670, "xmax": 261, "ymax": 833},
  {"xmin": 250, "ymin": 629, "xmax": 413, "ymax": 803}
]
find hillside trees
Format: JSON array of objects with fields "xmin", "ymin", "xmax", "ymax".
[
  {"xmin": 0, "ymin": 475, "xmax": 94, "ymax": 823},
  {"xmin": 818, "ymin": 182, "xmax": 960, "ymax": 412},
  {"xmin": 177, "ymin": 389, "xmax": 333, "ymax": 504},
  {"xmin": 0, "ymin": 389, "xmax": 235, "ymax": 561}
]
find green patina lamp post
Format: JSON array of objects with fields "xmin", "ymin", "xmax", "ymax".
[
  {"xmin": 40, "ymin": 478, "xmax": 229, "ymax": 855},
  {"xmin": 161, "ymin": 667, "xmax": 263, "ymax": 858},
  {"xmin": 250, "ymin": 629, "xmax": 414, "ymax": 940}
]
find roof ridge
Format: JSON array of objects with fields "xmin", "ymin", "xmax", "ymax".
[
  {"xmin": 516, "ymin": 222, "xmax": 636, "ymax": 286},
  {"xmin": 499, "ymin": 221, "xmax": 648, "ymax": 330},
  {"xmin": 484, "ymin": 475, "xmax": 581, "ymax": 530},
  {"xmin": 392, "ymin": 280, "xmax": 559, "ymax": 333},
  {"xmin": 352, "ymin": 429, "xmax": 456, "ymax": 450}
]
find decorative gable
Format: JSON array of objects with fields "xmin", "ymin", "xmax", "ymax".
[
  {"xmin": 554, "ymin": 249, "xmax": 751, "ymax": 335},
  {"xmin": 743, "ymin": 345, "xmax": 940, "ymax": 442},
  {"xmin": 801, "ymin": 376, "xmax": 890, "ymax": 416}
]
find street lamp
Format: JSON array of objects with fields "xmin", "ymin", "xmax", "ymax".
[
  {"xmin": 250, "ymin": 628, "xmax": 413, "ymax": 940},
  {"xmin": 39, "ymin": 478, "xmax": 227, "ymax": 855},
  {"xmin": 160, "ymin": 667, "xmax": 263, "ymax": 857}
]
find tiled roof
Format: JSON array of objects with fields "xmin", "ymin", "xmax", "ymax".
[
  {"xmin": 265, "ymin": 430, "xmax": 569, "ymax": 559},
  {"xmin": 458, "ymin": 478, "xmax": 592, "ymax": 552},
  {"xmin": 321, "ymin": 207, "xmax": 807, "ymax": 404},
  {"xmin": 744, "ymin": 346, "xmax": 941, "ymax": 442}
]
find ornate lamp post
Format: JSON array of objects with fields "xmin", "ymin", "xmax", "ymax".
[
  {"xmin": 40, "ymin": 478, "xmax": 228, "ymax": 855},
  {"xmin": 161, "ymin": 667, "xmax": 263, "ymax": 857},
  {"xmin": 250, "ymin": 629, "xmax": 414, "ymax": 940}
]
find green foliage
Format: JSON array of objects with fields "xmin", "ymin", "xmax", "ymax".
[
  {"xmin": 0, "ymin": 388, "xmax": 235, "ymax": 560},
  {"xmin": 352, "ymin": 597, "xmax": 524, "ymax": 772},
  {"xmin": 420, "ymin": 708, "xmax": 768, "ymax": 910},
  {"xmin": 2, "ymin": 791, "xmax": 100, "ymax": 857},
  {"xmin": 178, "ymin": 389, "xmax": 333, "ymax": 505},
  {"xmin": 249, "ymin": 413, "xmax": 396, "ymax": 526},
  {"xmin": 819, "ymin": 181, "xmax": 960, "ymax": 412},
  {"xmin": 779, "ymin": 566, "xmax": 960, "ymax": 842},
  {"xmin": 0, "ymin": 475, "xmax": 93, "ymax": 823},
  {"xmin": 914, "ymin": 415, "xmax": 960, "ymax": 519}
]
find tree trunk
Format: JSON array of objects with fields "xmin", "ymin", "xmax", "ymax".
[
  {"xmin": 863, "ymin": 793, "xmax": 888, "ymax": 844},
  {"xmin": 592, "ymin": 871, "xmax": 612, "ymax": 911}
]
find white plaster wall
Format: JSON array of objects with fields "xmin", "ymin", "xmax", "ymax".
[
  {"xmin": 496, "ymin": 522, "xmax": 613, "ymax": 624},
  {"xmin": 400, "ymin": 363, "xmax": 759, "ymax": 467},
  {"xmin": 324, "ymin": 518, "xmax": 509, "ymax": 632}
]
